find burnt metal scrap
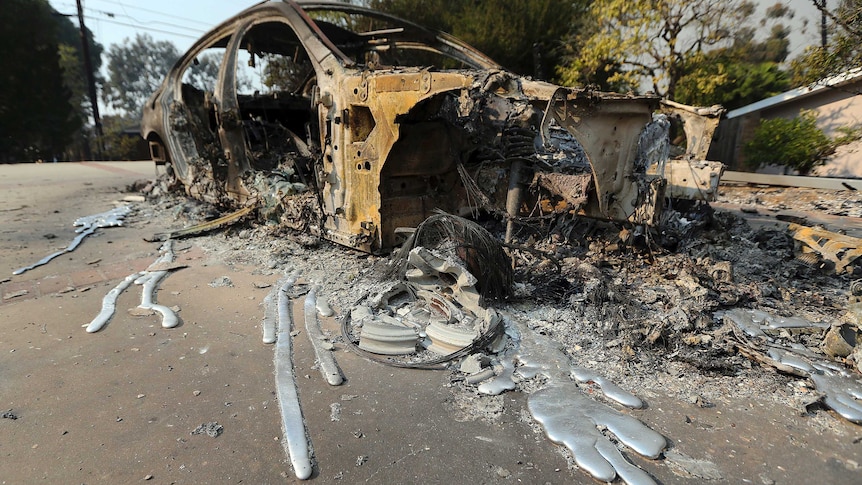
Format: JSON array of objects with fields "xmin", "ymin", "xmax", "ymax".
[
  {"xmin": 650, "ymin": 100, "xmax": 726, "ymax": 202},
  {"xmin": 141, "ymin": 0, "xmax": 724, "ymax": 255},
  {"xmin": 147, "ymin": 205, "xmax": 254, "ymax": 242},
  {"xmin": 659, "ymin": 99, "xmax": 724, "ymax": 161},
  {"xmin": 343, "ymin": 214, "xmax": 508, "ymax": 368},
  {"xmin": 788, "ymin": 223, "xmax": 862, "ymax": 274},
  {"xmin": 335, "ymin": 213, "xmax": 667, "ymax": 483}
]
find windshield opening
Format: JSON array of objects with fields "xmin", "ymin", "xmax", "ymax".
[{"xmin": 304, "ymin": 8, "xmax": 485, "ymax": 70}]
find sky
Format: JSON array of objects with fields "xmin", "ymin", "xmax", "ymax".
[
  {"xmin": 49, "ymin": 0, "xmax": 827, "ymax": 66},
  {"xmin": 773, "ymin": 0, "xmax": 823, "ymax": 61},
  {"xmin": 47, "ymin": 0, "xmax": 827, "ymax": 115},
  {"xmin": 48, "ymin": 0, "xmax": 264, "ymax": 114},
  {"xmin": 49, "ymin": 0, "xmax": 264, "ymax": 54}
]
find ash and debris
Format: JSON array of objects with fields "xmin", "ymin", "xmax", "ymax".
[
  {"xmin": 134, "ymin": 181, "xmax": 862, "ymax": 403},
  {"xmin": 130, "ymin": 180, "xmax": 862, "ymax": 475},
  {"xmin": 191, "ymin": 421, "xmax": 223, "ymax": 438},
  {"xmin": 330, "ymin": 403, "xmax": 342, "ymax": 422},
  {"xmin": 719, "ymin": 185, "xmax": 862, "ymax": 218},
  {"xmin": 443, "ymin": 383, "xmax": 506, "ymax": 423},
  {"xmin": 208, "ymin": 276, "xmax": 234, "ymax": 288}
]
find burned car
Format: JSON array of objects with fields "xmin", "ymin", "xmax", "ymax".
[{"xmin": 142, "ymin": 0, "xmax": 719, "ymax": 253}]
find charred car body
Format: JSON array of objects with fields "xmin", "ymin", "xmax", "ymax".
[{"xmin": 142, "ymin": 0, "xmax": 722, "ymax": 253}]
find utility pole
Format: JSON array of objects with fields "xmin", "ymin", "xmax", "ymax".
[
  {"xmin": 76, "ymin": 0, "xmax": 104, "ymax": 160},
  {"xmin": 816, "ymin": 0, "xmax": 828, "ymax": 48}
]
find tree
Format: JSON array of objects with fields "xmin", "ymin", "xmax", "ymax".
[
  {"xmin": 185, "ymin": 52, "xmax": 221, "ymax": 92},
  {"xmin": 744, "ymin": 110, "xmax": 836, "ymax": 175},
  {"xmin": 0, "ymin": 0, "xmax": 79, "ymax": 162},
  {"xmin": 263, "ymin": 54, "xmax": 313, "ymax": 92},
  {"xmin": 558, "ymin": 0, "xmax": 760, "ymax": 99},
  {"xmin": 368, "ymin": 0, "xmax": 589, "ymax": 79},
  {"xmin": 674, "ymin": 58, "xmax": 789, "ymax": 110},
  {"xmin": 674, "ymin": 10, "xmax": 792, "ymax": 109},
  {"xmin": 53, "ymin": 11, "xmax": 103, "ymax": 119},
  {"xmin": 102, "ymin": 34, "xmax": 179, "ymax": 117},
  {"xmin": 791, "ymin": 0, "xmax": 862, "ymax": 85},
  {"xmin": 101, "ymin": 114, "xmax": 148, "ymax": 161}
]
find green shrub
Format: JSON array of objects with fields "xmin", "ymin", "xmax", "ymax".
[{"xmin": 743, "ymin": 110, "xmax": 835, "ymax": 175}]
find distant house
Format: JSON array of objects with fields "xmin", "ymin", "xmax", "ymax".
[{"xmin": 709, "ymin": 68, "xmax": 862, "ymax": 178}]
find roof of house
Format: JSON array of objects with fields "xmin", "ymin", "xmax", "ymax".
[{"xmin": 726, "ymin": 67, "xmax": 862, "ymax": 119}]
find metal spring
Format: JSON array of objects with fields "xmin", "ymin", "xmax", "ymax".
[
  {"xmin": 796, "ymin": 251, "xmax": 827, "ymax": 270},
  {"xmin": 502, "ymin": 126, "xmax": 536, "ymax": 159}
]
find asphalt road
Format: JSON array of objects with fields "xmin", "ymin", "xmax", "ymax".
[
  {"xmin": 1, "ymin": 162, "xmax": 860, "ymax": 485},
  {"xmin": 0, "ymin": 162, "xmax": 572, "ymax": 484}
]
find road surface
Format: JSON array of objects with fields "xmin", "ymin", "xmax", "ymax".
[{"xmin": 1, "ymin": 162, "xmax": 859, "ymax": 484}]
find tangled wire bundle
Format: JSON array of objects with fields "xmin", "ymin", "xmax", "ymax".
[{"xmin": 393, "ymin": 212, "xmax": 513, "ymax": 301}]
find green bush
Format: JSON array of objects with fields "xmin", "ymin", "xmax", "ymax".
[{"xmin": 743, "ymin": 110, "xmax": 836, "ymax": 175}]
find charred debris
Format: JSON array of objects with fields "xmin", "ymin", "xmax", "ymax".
[
  {"xmin": 152, "ymin": 74, "xmax": 725, "ymax": 255},
  {"xmin": 131, "ymin": 2, "xmax": 862, "ymax": 480},
  {"xmin": 144, "ymin": 75, "xmax": 862, "ymax": 406}
]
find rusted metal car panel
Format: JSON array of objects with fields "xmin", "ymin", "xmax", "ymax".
[
  {"xmin": 651, "ymin": 100, "xmax": 726, "ymax": 201},
  {"xmin": 142, "ymin": 0, "xmax": 717, "ymax": 253}
]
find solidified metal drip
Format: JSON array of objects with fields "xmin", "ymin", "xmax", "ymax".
[
  {"xmin": 262, "ymin": 290, "xmax": 278, "ymax": 344},
  {"xmin": 478, "ymin": 324, "xmax": 520, "ymax": 396},
  {"xmin": 86, "ymin": 240, "xmax": 179, "ymax": 333},
  {"xmin": 304, "ymin": 286, "xmax": 343, "ymax": 386},
  {"xmin": 12, "ymin": 250, "xmax": 67, "ymax": 276},
  {"xmin": 480, "ymin": 315, "xmax": 664, "ymax": 485},
  {"xmin": 725, "ymin": 309, "xmax": 862, "ymax": 424},
  {"xmin": 65, "ymin": 226, "xmax": 97, "ymax": 252},
  {"xmin": 768, "ymin": 347, "xmax": 862, "ymax": 423},
  {"xmin": 477, "ymin": 353, "xmax": 517, "ymax": 395},
  {"xmin": 275, "ymin": 276, "xmax": 314, "ymax": 480},
  {"xmin": 724, "ymin": 308, "xmax": 829, "ymax": 338},
  {"xmin": 135, "ymin": 273, "xmax": 178, "ymax": 328},
  {"xmin": 530, "ymin": 383, "xmax": 661, "ymax": 485},
  {"xmin": 316, "ymin": 296, "xmax": 334, "ymax": 317},
  {"xmin": 135, "ymin": 240, "xmax": 178, "ymax": 328},
  {"xmin": 86, "ymin": 272, "xmax": 144, "ymax": 333},
  {"xmin": 72, "ymin": 205, "xmax": 133, "ymax": 230},
  {"xmin": 570, "ymin": 367, "xmax": 644, "ymax": 409},
  {"xmin": 13, "ymin": 205, "xmax": 132, "ymax": 275},
  {"xmin": 263, "ymin": 266, "xmax": 294, "ymax": 344}
]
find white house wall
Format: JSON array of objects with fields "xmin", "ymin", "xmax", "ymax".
[{"xmin": 748, "ymin": 81, "xmax": 862, "ymax": 177}]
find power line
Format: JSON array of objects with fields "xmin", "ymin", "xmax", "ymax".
[
  {"xmin": 90, "ymin": 16, "xmax": 202, "ymax": 40},
  {"xmin": 57, "ymin": 2, "xmax": 208, "ymax": 36},
  {"xmin": 88, "ymin": 0, "xmax": 215, "ymax": 28},
  {"xmin": 101, "ymin": 13, "xmax": 207, "ymax": 35}
]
